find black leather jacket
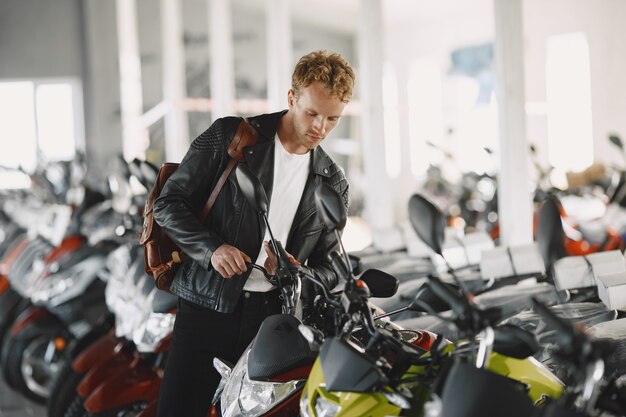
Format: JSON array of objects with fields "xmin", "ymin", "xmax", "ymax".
[{"xmin": 153, "ymin": 111, "xmax": 349, "ymax": 313}]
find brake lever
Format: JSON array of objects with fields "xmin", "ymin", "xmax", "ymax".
[{"xmin": 245, "ymin": 262, "xmax": 279, "ymax": 286}]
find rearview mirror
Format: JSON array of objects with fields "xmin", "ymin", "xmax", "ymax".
[
  {"xmin": 409, "ymin": 282, "xmax": 455, "ymax": 313},
  {"xmin": 536, "ymin": 196, "xmax": 566, "ymax": 271},
  {"xmin": 140, "ymin": 160, "xmax": 158, "ymax": 189},
  {"xmin": 408, "ymin": 194, "xmax": 445, "ymax": 255},
  {"xmin": 314, "ymin": 182, "xmax": 347, "ymax": 231},
  {"xmin": 236, "ymin": 164, "xmax": 269, "ymax": 214},
  {"xmin": 360, "ymin": 269, "xmax": 398, "ymax": 298},
  {"xmin": 609, "ymin": 134, "xmax": 624, "ymax": 151},
  {"xmin": 493, "ymin": 324, "xmax": 540, "ymax": 359}
]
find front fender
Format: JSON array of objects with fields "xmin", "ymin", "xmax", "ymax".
[
  {"xmin": 10, "ymin": 306, "xmax": 55, "ymax": 336},
  {"xmin": 83, "ymin": 357, "xmax": 161, "ymax": 413},
  {"xmin": 76, "ymin": 344, "xmax": 134, "ymax": 398},
  {"xmin": 71, "ymin": 331, "xmax": 122, "ymax": 373}
]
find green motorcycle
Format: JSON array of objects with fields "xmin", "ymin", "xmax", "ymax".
[{"xmin": 299, "ymin": 191, "xmax": 564, "ymax": 417}]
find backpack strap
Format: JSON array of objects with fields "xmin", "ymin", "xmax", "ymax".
[{"xmin": 198, "ymin": 118, "xmax": 258, "ymax": 223}]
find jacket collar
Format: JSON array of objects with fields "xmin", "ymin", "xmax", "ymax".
[{"xmin": 246, "ymin": 110, "xmax": 334, "ymax": 179}]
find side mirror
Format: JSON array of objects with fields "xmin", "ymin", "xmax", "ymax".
[
  {"xmin": 493, "ymin": 324, "xmax": 540, "ymax": 359},
  {"xmin": 360, "ymin": 269, "xmax": 398, "ymax": 298},
  {"xmin": 236, "ymin": 164, "xmax": 269, "ymax": 214},
  {"xmin": 408, "ymin": 282, "xmax": 455, "ymax": 313},
  {"xmin": 128, "ymin": 159, "xmax": 158, "ymax": 191},
  {"xmin": 128, "ymin": 158, "xmax": 143, "ymax": 178},
  {"xmin": 314, "ymin": 182, "xmax": 347, "ymax": 231},
  {"xmin": 408, "ymin": 194, "xmax": 445, "ymax": 255},
  {"xmin": 609, "ymin": 134, "xmax": 624, "ymax": 151},
  {"xmin": 140, "ymin": 160, "xmax": 158, "ymax": 189},
  {"xmin": 536, "ymin": 196, "xmax": 566, "ymax": 271}
]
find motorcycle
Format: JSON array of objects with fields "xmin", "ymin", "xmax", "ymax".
[
  {"xmin": 0, "ymin": 158, "xmax": 141, "ymax": 402},
  {"xmin": 211, "ymin": 166, "xmax": 408, "ymax": 417},
  {"xmin": 298, "ymin": 186, "xmax": 564, "ymax": 416}
]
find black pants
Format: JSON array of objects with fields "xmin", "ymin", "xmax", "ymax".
[{"xmin": 156, "ymin": 290, "xmax": 282, "ymax": 417}]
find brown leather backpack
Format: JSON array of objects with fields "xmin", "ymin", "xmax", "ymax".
[{"xmin": 140, "ymin": 119, "xmax": 259, "ymax": 291}]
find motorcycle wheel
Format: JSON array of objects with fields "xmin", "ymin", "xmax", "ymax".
[
  {"xmin": 48, "ymin": 359, "xmax": 85, "ymax": 417},
  {"xmin": 0, "ymin": 293, "xmax": 30, "ymax": 389},
  {"xmin": 2, "ymin": 319, "xmax": 69, "ymax": 403}
]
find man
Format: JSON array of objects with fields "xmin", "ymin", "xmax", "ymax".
[{"xmin": 154, "ymin": 50, "xmax": 355, "ymax": 417}]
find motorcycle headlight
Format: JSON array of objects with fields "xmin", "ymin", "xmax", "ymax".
[
  {"xmin": 314, "ymin": 395, "xmax": 341, "ymax": 417},
  {"xmin": 114, "ymin": 301, "xmax": 145, "ymax": 341},
  {"xmin": 221, "ymin": 348, "xmax": 305, "ymax": 417},
  {"xmin": 300, "ymin": 391, "xmax": 312, "ymax": 417},
  {"xmin": 133, "ymin": 312, "xmax": 176, "ymax": 352},
  {"xmin": 30, "ymin": 255, "xmax": 104, "ymax": 306}
]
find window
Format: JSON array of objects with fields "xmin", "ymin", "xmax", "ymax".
[
  {"xmin": 408, "ymin": 59, "xmax": 443, "ymax": 176},
  {"xmin": 546, "ymin": 32, "xmax": 593, "ymax": 172},
  {"xmin": 0, "ymin": 79, "xmax": 83, "ymax": 188}
]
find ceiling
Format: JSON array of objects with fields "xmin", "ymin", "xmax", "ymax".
[{"xmin": 233, "ymin": 0, "xmax": 494, "ymax": 34}]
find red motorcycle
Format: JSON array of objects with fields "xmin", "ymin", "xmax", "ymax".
[{"xmin": 53, "ymin": 247, "xmax": 177, "ymax": 417}]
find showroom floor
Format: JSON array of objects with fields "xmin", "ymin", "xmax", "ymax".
[{"xmin": 0, "ymin": 377, "xmax": 45, "ymax": 417}]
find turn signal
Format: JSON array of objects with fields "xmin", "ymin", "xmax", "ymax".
[{"xmin": 54, "ymin": 337, "xmax": 67, "ymax": 351}]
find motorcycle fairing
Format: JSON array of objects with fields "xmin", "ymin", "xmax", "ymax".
[
  {"xmin": 247, "ymin": 314, "xmax": 317, "ymax": 381},
  {"xmin": 76, "ymin": 344, "xmax": 135, "ymax": 397},
  {"xmin": 440, "ymin": 361, "xmax": 533, "ymax": 417},
  {"xmin": 83, "ymin": 357, "xmax": 160, "ymax": 413},
  {"xmin": 319, "ymin": 337, "xmax": 387, "ymax": 393},
  {"xmin": 71, "ymin": 331, "xmax": 121, "ymax": 373}
]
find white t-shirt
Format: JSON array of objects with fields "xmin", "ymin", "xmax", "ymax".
[{"xmin": 243, "ymin": 135, "xmax": 310, "ymax": 292}]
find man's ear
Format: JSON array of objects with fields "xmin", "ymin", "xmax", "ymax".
[{"xmin": 288, "ymin": 89, "xmax": 296, "ymax": 109}]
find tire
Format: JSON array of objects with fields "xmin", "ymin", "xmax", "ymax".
[
  {"xmin": 48, "ymin": 359, "xmax": 85, "ymax": 417},
  {"xmin": 0, "ymin": 289, "xmax": 28, "ymax": 349},
  {"xmin": 2, "ymin": 320, "xmax": 69, "ymax": 403},
  {"xmin": 64, "ymin": 394, "xmax": 87, "ymax": 417},
  {"xmin": 50, "ymin": 322, "xmax": 113, "ymax": 417}
]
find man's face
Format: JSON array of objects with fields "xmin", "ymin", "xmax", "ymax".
[{"xmin": 288, "ymin": 81, "xmax": 348, "ymax": 152}]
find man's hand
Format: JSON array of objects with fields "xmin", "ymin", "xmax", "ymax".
[
  {"xmin": 263, "ymin": 241, "xmax": 299, "ymax": 275},
  {"xmin": 211, "ymin": 244, "xmax": 251, "ymax": 279}
]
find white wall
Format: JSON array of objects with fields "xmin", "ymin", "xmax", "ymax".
[
  {"xmin": 380, "ymin": 0, "xmax": 626, "ymax": 225},
  {"xmin": 384, "ymin": 4, "xmax": 496, "ymax": 222},
  {"xmin": 0, "ymin": 0, "xmax": 83, "ymax": 78},
  {"xmin": 524, "ymin": 0, "xmax": 626, "ymax": 171}
]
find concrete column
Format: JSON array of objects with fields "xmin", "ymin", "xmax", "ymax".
[
  {"xmin": 266, "ymin": 0, "xmax": 292, "ymax": 112},
  {"xmin": 116, "ymin": 0, "xmax": 149, "ymax": 161},
  {"xmin": 494, "ymin": 0, "xmax": 533, "ymax": 245},
  {"xmin": 209, "ymin": 0, "xmax": 235, "ymax": 120},
  {"xmin": 358, "ymin": 0, "xmax": 398, "ymax": 250},
  {"xmin": 161, "ymin": 0, "xmax": 189, "ymax": 162},
  {"xmin": 82, "ymin": 0, "xmax": 122, "ymax": 183},
  {"xmin": 395, "ymin": 61, "xmax": 416, "ymax": 224}
]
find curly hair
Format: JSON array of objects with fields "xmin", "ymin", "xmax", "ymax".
[{"xmin": 292, "ymin": 50, "xmax": 355, "ymax": 103}]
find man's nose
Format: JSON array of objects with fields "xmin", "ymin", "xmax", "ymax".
[{"xmin": 312, "ymin": 117, "xmax": 326, "ymax": 135}]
